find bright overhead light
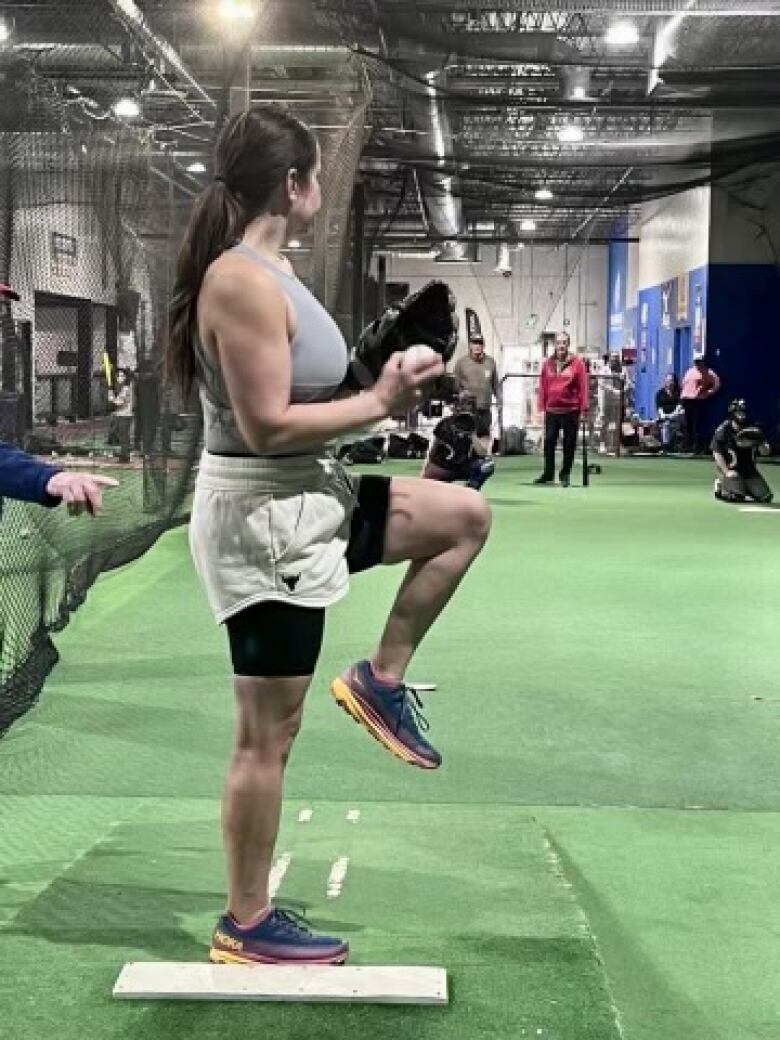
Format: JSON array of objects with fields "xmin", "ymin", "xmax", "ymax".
[
  {"xmin": 287, "ymin": 239, "xmax": 302, "ymax": 249},
  {"xmin": 113, "ymin": 98, "xmax": 140, "ymax": 119},
  {"xmin": 187, "ymin": 162, "xmax": 207, "ymax": 174},
  {"xmin": 494, "ymin": 242, "xmax": 512, "ymax": 275},
  {"xmin": 571, "ymin": 86, "xmax": 588, "ymax": 101},
  {"xmin": 557, "ymin": 124, "xmax": 584, "ymax": 144},
  {"xmin": 0, "ymin": 20, "xmax": 10, "ymax": 44},
  {"xmin": 520, "ymin": 219, "xmax": 537, "ymax": 233},
  {"xmin": 218, "ymin": 0, "xmax": 255, "ymax": 21},
  {"xmin": 535, "ymin": 188, "xmax": 554, "ymax": 201},
  {"xmin": 605, "ymin": 21, "xmax": 639, "ymax": 47}
]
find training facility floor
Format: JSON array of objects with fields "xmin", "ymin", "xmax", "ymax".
[{"xmin": 1, "ymin": 456, "xmax": 779, "ymax": 1040}]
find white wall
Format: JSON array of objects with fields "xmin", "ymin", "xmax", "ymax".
[
  {"xmin": 8, "ymin": 190, "xmax": 154, "ymax": 406},
  {"xmin": 637, "ymin": 186, "xmax": 710, "ymax": 290},
  {"xmin": 383, "ymin": 243, "xmax": 608, "ymax": 375},
  {"xmin": 10, "ymin": 201, "xmax": 117, "ymax": 326}
]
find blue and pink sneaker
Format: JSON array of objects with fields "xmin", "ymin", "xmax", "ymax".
[
  {"xmin": 209, "ymin": 907, "xmax": 348, "ymax": 965},
  {"xmin": 330, "ymin": 660, "xmax": 442, "ymax": 770}
]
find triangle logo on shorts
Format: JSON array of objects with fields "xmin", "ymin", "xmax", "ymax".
[{"xmin": 281, "ymin": 573, "xmax": 301, "ymax": 593}]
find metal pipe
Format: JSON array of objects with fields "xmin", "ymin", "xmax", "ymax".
[
  {"xmin": 375, "ymin": 0, "xmax": 779, "ymax": 12},
  {"xmin": 107, "ymin": 0, "xmax": 215, "ymax": 109},
  {"xmin": 352, "ymin": 182, "xmax": 365, "ymax": 342}
]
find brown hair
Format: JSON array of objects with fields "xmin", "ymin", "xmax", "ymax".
[{"xmin": 167, "ymin": 105, "xmax": 318, "ymax": 396}]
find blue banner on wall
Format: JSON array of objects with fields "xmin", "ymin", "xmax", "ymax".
[{"xmin": 633, "ymin": 266, "xmax": 709, "ymax": 420}]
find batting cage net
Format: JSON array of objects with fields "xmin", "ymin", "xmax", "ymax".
[
  {"xmin": 500, "ymin": 371, "xmax": 626, "ymax": 457},
  {"xmin": 0, "ymin": 3, "xmax": 370, "ymax": 737}
]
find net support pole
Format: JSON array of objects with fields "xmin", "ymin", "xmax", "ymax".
[
  {"xmin": 351, "ymin": 181, "xmax": 365, "ymax": 342},
  {"xmin": 229, "ymin": 49, "xmax": 252, "ymax": 116},
  {"xmin": 582, "ymin": 411, "xmax": 590, "ymax": 487},
  {"xmin": 377, "ymin": 253, "xmax": 387, "ymax": 312}
]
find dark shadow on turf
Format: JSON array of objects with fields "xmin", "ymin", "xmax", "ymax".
[
  {"xmin": 547, "ymin": 834, "xmax": 721, "ymax": 1040},
  {"xmin": 485, "ymin": 497, "xmax": 539, "ymax": 507}
]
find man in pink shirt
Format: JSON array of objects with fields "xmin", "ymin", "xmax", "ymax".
[
  {"xmin": 680, "ymin": 354, "xmax": 721, "ymax": 454},
  {"xmin": 534, "ymin": 332, "xmax": 589, "ymax": 487}
]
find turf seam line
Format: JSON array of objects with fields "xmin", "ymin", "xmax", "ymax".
[
  {"xmin": 4, "ymin": 793, "xmax": 774, "ymax": 815},
  {"xmin": 542, "ymin": 828, "xmax": 627, "ymax": 1040}
]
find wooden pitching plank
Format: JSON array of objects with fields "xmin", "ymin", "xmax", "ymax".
[{"xmin": 113, "ymin": 963, "xmax": 448, "ymax": 1005}]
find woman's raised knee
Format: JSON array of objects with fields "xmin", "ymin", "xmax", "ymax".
[{"xmin": 459, "ymin": 488, "xmax": 492, "ymax": 544}]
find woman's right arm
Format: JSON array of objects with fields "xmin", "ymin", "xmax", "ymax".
[{"xmin": 205, "ymin": 260, "xmax": 442, "ymax": 456}]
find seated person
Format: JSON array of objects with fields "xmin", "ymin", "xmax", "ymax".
[
  {"xmin": 655, "ymin": 373, "xmax": 684, "ymax": 451},
  {"xmin": 422, "ymin": 393, "xmax": 495, "ymax": 492},
  {"xmin": 712, "ymin": 398, "xmax": 773, "ymax": 504}
]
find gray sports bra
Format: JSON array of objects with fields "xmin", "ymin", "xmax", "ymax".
[{"xmin": 194, "ymin": 242, "xmax": 348, "ymax": 456}]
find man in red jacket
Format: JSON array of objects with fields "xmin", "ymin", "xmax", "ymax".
[{"xmin": 535, "ymin": 332, "xmax": 589, "ymax": 487}]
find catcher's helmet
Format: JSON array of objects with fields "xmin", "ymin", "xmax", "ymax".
[{"xmin": 727, "ymin": 399, "xmax": 748, "ymax": 426}]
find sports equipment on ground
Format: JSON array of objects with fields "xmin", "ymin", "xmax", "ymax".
[{"xmin": 113, "ymin": 963, "xmax": 448, "ymax": 1005}]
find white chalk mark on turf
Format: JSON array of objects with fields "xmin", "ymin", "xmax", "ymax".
[
  {"xmin": 297, "ymin": 808, "xmax": 313, "ymax": 823},
  {"xmin": 739, "ymin": 506, "xmax": 780, "ymax": 514},
  {"xmin": 346, "ymin": 809, "xmax": 360, "ymax": 823},
  {"xmin": 326, "ymin": 857, "xmax": 350, "ymax": 899},
  {"xmin": 409, "ymin": 682, "xmax": 437, "ymax": 692},
  {"xmin": 268, "ymin": 852, "xmax": 291, "ymax": 898}
]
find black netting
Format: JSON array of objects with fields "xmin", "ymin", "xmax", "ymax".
[
  {"xmin": 0, "ymin": 43, "xmax": 195, "ymax": 734},
  {"xmin": 0, "ymin": 4, "xmax": 370, "ymax": 736}
]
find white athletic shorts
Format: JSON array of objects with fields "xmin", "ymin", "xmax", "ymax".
[{"xmin": 189, "ymin": 452, "xmax": 359, "ymax": 622}]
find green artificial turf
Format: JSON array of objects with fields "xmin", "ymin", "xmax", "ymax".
[{"xmin": 1, "ymin": 456, "xmax": 779, "ymax": 1039}]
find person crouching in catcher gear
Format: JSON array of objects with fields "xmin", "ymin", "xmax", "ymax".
[
  {"xmin": 712, "ymin": 399, "xmax": 773, "ymax": 504},
  {"xmin": 422, "ymin": 392, "xmax": 496, "ymax": 492}
]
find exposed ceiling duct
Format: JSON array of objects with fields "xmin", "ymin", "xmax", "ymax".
[
  {"xmin": 371, "ymin": 0, "xmax": 780, "ymax": 12},
  {"xmin": 404, "ymin": 66, "xmax": 466, "ymax": 252},
  {"xmin": 379, "ymin": 22, "xmax": 587, "ymax": 252},
  {"xmin": 381, "ymin": 24, "xmax": 582, "ymax": 67},
  {"xmin": 10, "ymin": 43, "xmax": 354, "ymax": 74}
]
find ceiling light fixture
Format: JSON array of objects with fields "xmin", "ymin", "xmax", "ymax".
[
  {"xmin": 217, "ymin": 0, "xmax": 256, "ymax": 22},
  {"xmin": 494, "ymin": 242, "xmax": 512, "ymax": 277},
  {"xmin": 535, "ymin": 188, "xmax": 554, "ymax": 201},
  {"xmin": 113, "ymin": 98, "xmax": 140, "ymax": 119},
  {"xmin": 287, "ymin": 239, "xmax": 302, "ymax": 249},
  {"xmin": 605, "ymin": 21, "xmax": 639, "ymax": 47},
  {"xmin": 557, "ymin": 124, "xmax": 584, "ymax": 144},
  {"xmin": 186, "ymin": 162, "xmax": 207, "ymax": 174},
  {"xmin": 0, "ymin": 20, "xmax": 10, "ymax": 44},
  {"xmin": 520, "ymin": 219, "xmax": 537, "ymax": 233}
]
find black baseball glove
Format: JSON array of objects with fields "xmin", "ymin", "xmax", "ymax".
[
  {"xmin": 347, "ymin": 281, "xmax": 458, "ymax": 389},
  {"xmin": 734, "ymin": 426, "xmax": 765, "ymax": 449}
]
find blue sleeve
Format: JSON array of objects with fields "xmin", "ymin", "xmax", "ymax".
[{"xmin": 0, "ymin": 443, "xmax": 62, "ymax": 507}]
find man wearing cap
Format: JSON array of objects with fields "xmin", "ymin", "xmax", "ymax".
[
  {"xmin": 0, "ymin": 282, "xmax": 117, "ymax": 516},
  {"xmin": 452, "ymin": 333, "xmax": 501, "ymax": 442},
  {"xmin": 680, "ymin": 354, "xmax": 721, "ymax": 454}
]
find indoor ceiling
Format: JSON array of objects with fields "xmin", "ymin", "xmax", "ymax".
[{"xmin": 2, "ymin": 0, "xmax": 779, "ymax": 252}]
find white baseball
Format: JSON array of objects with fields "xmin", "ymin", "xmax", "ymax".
[{"xmin": 401, "ymin": 344, "xmax": 440, "ymax": 373}]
